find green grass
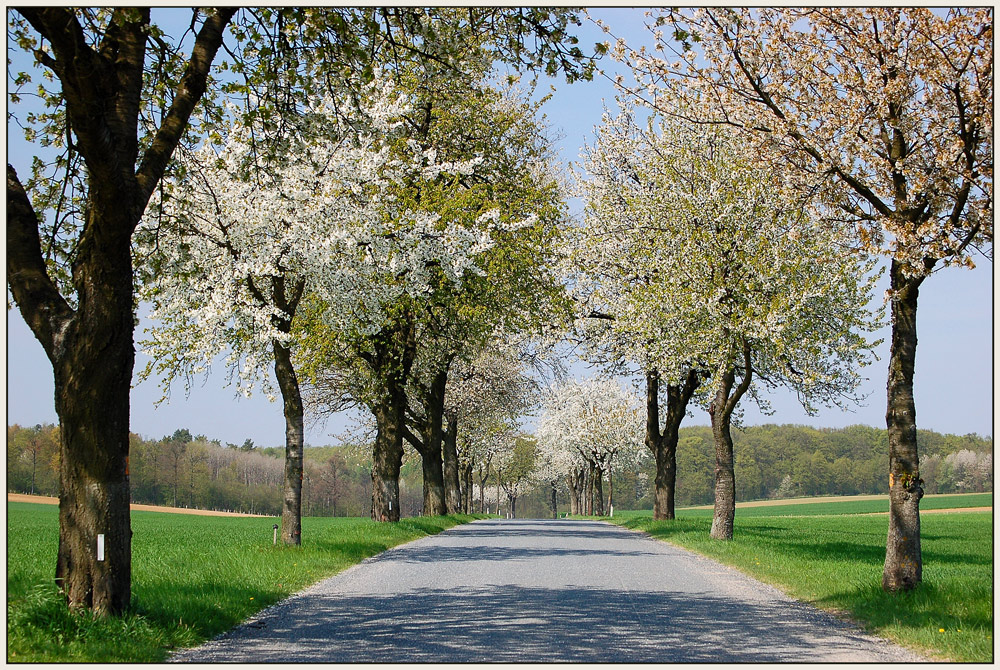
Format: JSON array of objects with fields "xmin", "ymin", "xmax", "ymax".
[
  {"xmin": 675, "ymin": 492, "xmax": 992, "ymax": 518},
  {"xmin": 7, "ymin": 503, "xmax": 483, "ymax": 662},
  {"xmin": 606, "ymin": 497, "xmax": 992, "ymax": 662}
]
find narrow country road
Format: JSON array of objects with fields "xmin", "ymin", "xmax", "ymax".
[{"xmin": 171, "ymin": 518, "xmax": 923, "ymax": 663}]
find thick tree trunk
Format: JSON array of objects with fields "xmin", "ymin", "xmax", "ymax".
[
  {"xmin": 709, "ymin": 399, "xmax": 736, "ymax": 540},
  {"xmin": 550, "ymin": 482, "xmax": 558, "ymax": 519},
  {"xmin": 442, "ymin": 415, "xmax": 462, "ymax": 514},
  {"xmin": 419, "ymin": 449, "xmax": 447, "ymax": 516},
  {"xmin": 371, "ymin": 388, "xmax": 405, "ymax": 522},
  {"xmin": 273, "ymin": 342, "xmax": 304, "ymax": 545},
  {"xmin": 53, "ymin": 303, "xmax": 134, "ymax": 615},
  {"xmin": 567, "ymin": 471, "xmax": 580, "ymax": 515},
  {"xmin": 592, "ymin": 464, "xmax": 605, "ymax": 516},
  {"xmin": 708, "ymin": 341, "xmax": 752, "ymax": 541},
  {"xmin": 646, "ymin": 367, "xmax": 701, "ymax": 521},
  {"xmin": 883, "ymin": 262, "xmax": 925, "ymax": 591},
  {"xmin": 417, "ymin": 369, "xmax": 447, "ymax": 516},
  {"xmin": 369, "ymin": 317, "xmax": 415, "ymax": 523},
  {"xmin": 7, "ymin": 8, "xmax": 234, "ymax": 615}
]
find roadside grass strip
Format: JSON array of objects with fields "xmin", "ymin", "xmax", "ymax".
[
  {"xmin": 608, "ymin": 502, "xmax": 992, "ymax": 662},
  {"xmin": 6, "ymin": 503, "xmax": 484, "ymax": 662}
]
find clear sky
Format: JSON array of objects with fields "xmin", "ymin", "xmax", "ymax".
[{"xmin": 5, "ymin": 8, "xmax": 994, "ymax": 446}]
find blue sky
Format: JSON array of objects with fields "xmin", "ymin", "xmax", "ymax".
[{"xmin": 6, "ymin": 8, "xmax": 993, "ymax": 445}]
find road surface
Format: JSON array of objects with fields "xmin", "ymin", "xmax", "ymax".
[{"xmin": 171, "ymin": 518, "xmax": 924, "ymax": 663}]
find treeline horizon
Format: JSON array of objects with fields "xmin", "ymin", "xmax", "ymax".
[{"xmin": 8, "ymin": 422, "xmax": 992, "ymax": 518}]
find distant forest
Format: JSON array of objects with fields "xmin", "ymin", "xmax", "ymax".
[{"xmin": 8, "ymin": 423, "xmax": 992, "ymax": 519}]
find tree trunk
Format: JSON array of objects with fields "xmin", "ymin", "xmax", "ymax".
[
  {"xmin": 550, "ymin": 482, "xmax": 558, "ymax": 519},
  {"xmin": 608, "ymin": 468, "xmax": 613, "ymax": 514},
  {"xmin": 368, "ymin": 317, "xmax": 415, "ymax": 523},
  {"xmin": 53, "ymin": 315, "xmax": 133, "ymax": 615},
  {"xmin": 478, "ymin": 465, "xmax": 488, "ymax": 513},
  {"xmin": 708, "ymin": 340, "xmax": 753, "ymax": 541},
  {"xmin": 883, "ymin": 262, "xmax": 925, "ymax": 591},
  {"xmin": 371, "ymin": 390, "xmax": 405, "ymax": 523},
  {"xmin": 412, "ymin": 369, "xmax": 447, "ymax": 516},
  {"xmin": 419, "ymin": 449, "xmax": 447, "ymax": 516},
  {"xmin": 592, "ymin": 464, "xmax": 605, "ymax": 516},
  {"xmin": 442, "ymin": 415, "xmax": 462, "ymax": 514},
  {"xmin": 646, "ymin": 367, "xmax": 701, "ymax": 521},
  {"xmin": 709, "ymin": 396, "xmax": 736, "ymax": 540},
  {"xmin": 273, "ymin": 341, "xmax": 304, "ymax": 545},
  {"xmin": 462, "ymin": 460, "xmax": 473, "ymax": 513},
  {"xmin": 566, "ymin": 472, "xmax": 578, "ymax": 515}
]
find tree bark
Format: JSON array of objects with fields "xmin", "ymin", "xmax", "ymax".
[
  {"xmin": 369, "ymin": 319, "xmax": 415, "ymax": 523},
  {"xmin": 646, "ymin": 367, "xmax": 702, "ymax": 521},
  {"xmin": 592, "ymin": 463, "xmax": 605, "ymax": 516},
  {"xmin": 371, "ymin": 393, "xmax": 404, "ymax": 523},
  {"xmin": 710, "ymin": 341, "xmax": 753, "ymax": 541},
  {"xmin": 442, "ymin": 415, "xmax": 462, "ymax": 514},
  {"xmin": 273, "ymin": 341, "xmax": 304, "ymax": 545},
  {"xmin": 550, "ymin": 482, "xmax": 558, "ymax": 519},
  {"xmin": 709, "ymin": 387, "xmax": 737, "ymax": 540},
  {"xmin": 883, "ymin": 261, "xmax": 925, "ymax": 590},
  {"xmin": 418, "ymin": 450, "xmax": 446, "ymax": 516},
  {"xmin": 416, "ymin": 370, "xmax": 448, "ymax": 516},
  {"xmin": 568, "ymin": 467, "xmax": 586, "ymax": 515},
  {"xmin": 462, "ymin": 460, "xmax": 473, "ymax": 513}
]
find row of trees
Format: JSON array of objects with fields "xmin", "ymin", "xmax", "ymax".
[
  {"xmin": 578, "ymin": 7, "xmax": 991, "ymax": 592},
  {"xmin": 13, "ymin": 422, "xmax": 989, "ymax": 517},
  {"xmin": 6, "ymin": 7, "xmax": 990, "ymax": 613},
  {"xmin": 7, "ymin": 7, "xmax": 594, "ymax": 613}
]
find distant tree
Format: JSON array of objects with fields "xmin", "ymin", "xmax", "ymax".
[{"xmin": 170, "ymin": 428, "xmax": 193, "ymax": 444}]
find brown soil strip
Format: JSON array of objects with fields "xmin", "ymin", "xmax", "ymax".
[
  {"xmin": 682, "ymin": 492, "xmax": 989, "ymax": 511},
  {"xmin": 862, "ymin": 506, "xmax": 991, "ymax": 516},
  {"xmin": 7, "ymin": 492, "xmax": 270, "ymax": 517}
]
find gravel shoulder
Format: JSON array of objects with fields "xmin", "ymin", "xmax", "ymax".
[{"xmin": 171, "ymin": 518, "xmax": 925, "ymax": 663}]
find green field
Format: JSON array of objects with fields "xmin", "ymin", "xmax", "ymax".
[
  {"xmin": 608, "ymin": 494, "xmax": 993, "ymax": 662},
  {"xmin": 7, "ymin": 504, "xmax": 482, "ymax": 662}
]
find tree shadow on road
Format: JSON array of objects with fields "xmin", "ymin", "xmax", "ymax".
[{"xmin": 175, "ymin": 583, "xmax": 901, "ymax": 663}]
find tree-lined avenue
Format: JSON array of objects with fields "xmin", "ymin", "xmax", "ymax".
[{"xmin": 170, "ymin": 519, "xmax": 923, "ymax": 663}]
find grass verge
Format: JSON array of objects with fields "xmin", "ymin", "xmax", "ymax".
[
  {"xmin": 606, "ymin": 506, "xmax": 992, "ymax": 662},
  {"xmin": 7, "ymin": 503, "xmax": 484, "ymax": 662}
]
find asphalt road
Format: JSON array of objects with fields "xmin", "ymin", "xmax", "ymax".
[{"xmin": 171, "ymin": 518, "xmax": 924, "ymax": 663}]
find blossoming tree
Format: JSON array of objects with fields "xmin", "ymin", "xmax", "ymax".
[
  {"xmin": 606, "ymin": 6, "xmax": 992, "ymax": 588},
  {"xmin": 569, "ymin": 106, "xmax": 708, "ymax": 520},
  {"xmin": 138, "ymin": 76, "xmax": 493, "ymax": 538},
  {"xmin": 575, "ymin": 107, "xmax": 882, "ymax": 539},
  {"xmin": 536, "ymin": 377, "xmax": 644, "ymax": 516}
]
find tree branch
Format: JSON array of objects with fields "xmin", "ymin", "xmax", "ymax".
[
  {"xmin": 135, "ymin": 7, "xmax": 237, "ymax": 203},
  {"xmin": 6, "ymin": 164, "xmax": 75, "ymax": 358}
]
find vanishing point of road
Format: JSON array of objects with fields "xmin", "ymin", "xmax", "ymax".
[{"xmin": 171, "ymin": 518, "xmax": 924, "ymax": 663}]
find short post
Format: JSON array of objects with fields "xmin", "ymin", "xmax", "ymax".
[{"xmin": 272, "ymin": 524, "xmax": 279, "ymax": 546}]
